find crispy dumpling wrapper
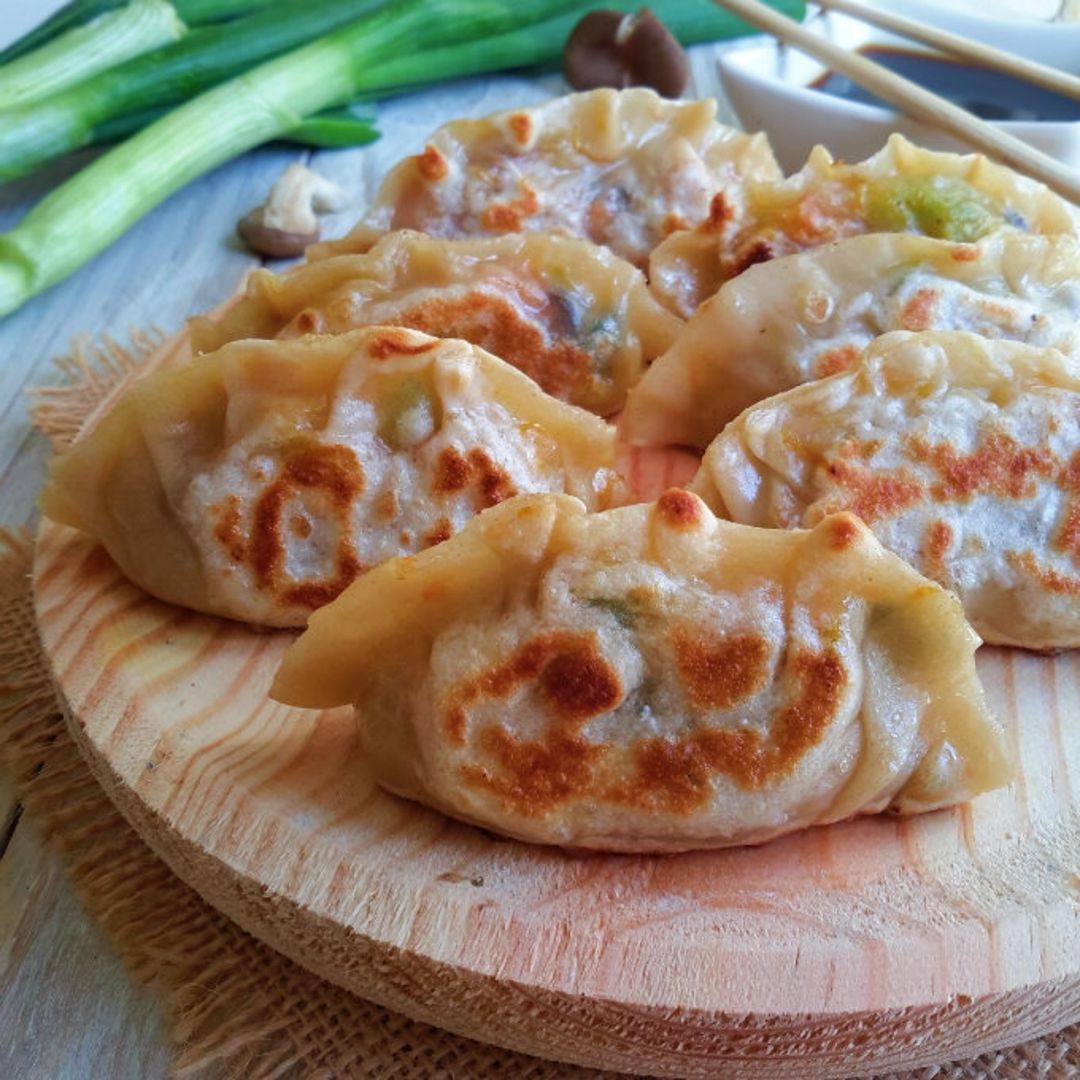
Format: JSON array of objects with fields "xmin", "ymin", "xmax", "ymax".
[
  {"xmin": 624, "ymin": 232, "xmax": 1080, "ymax": 449},
  {"xmin": 190, "ymin": 230, "xmax": 682, "ymax": 416},
  {"xmin": 41, "ymin": 327, "xmax": 621, "ymax": 628},
  {"xmin": 650, "ymin": 134, "xmax": 1080, "ymax": 317},
  {"xmin": 693, "ymin": 330, "xmax": 1080, "ymax": 650},
  {"xmin": 313, "ymin": 88, "xmax": 780, "ymax": 269},
  {"xmin": 272, "ymin": 491, "xmax": 1010, "ymax": 853}
]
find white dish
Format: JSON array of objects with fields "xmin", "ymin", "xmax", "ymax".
[{"xmin": 717, "ymin": 3, "xmax": 1080, "ymax": 173}]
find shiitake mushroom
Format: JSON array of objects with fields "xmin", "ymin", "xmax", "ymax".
[{"xmin": 563, "ymin": 8, "xmax": 690, "ymax": 99}]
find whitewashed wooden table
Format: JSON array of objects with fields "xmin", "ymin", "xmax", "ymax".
[{"xmin": 0, "ymin": 7, "xmax": 749, "ymax": 1072}]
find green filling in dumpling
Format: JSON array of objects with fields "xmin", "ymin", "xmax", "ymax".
[{"xmin": 863, "ymin": 177, "xmax": 999, "ymax": 242}]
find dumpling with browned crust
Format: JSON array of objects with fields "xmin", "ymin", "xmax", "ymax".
[
  {"xmin": 623, "ymin": 232, "xmax": 1080, "ymax": 449},
  {"xmin": 313, "ymin": 88, "xmax": 780, "ymax": 269},
  {"xmin": 190, "ymin": 230, "xmax": 682, "ymax": 416},
  {"xmin": 692, "ymin": 331, "xmax": 1080, "ymax": 650},
  {"xmin": 651, "ymin": 134, "xmax": 1080, "ymax": 317},
  {"xmin": 272, "ymin": 490, "xmax": 1009, "ymax": 853},
  {"xmin": 40, "ymin": 327, "xmax": 621, "ymax": 628}
]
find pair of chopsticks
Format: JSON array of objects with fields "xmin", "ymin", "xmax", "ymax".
[{"xmin": 713, "ymin": 0, "xmax": 1080, "ymax": 205}]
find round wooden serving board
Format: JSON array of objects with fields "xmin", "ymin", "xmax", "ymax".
[{"xmin": 32, "ymin": 328, "xmax": 1080, "ymax": 1079}]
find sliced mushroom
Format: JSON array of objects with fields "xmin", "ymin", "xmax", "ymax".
[
  {"xmin": 237, "ymin": 163, "xmax": 350, "ymax": 259},
  {"xmin": 563, "ymin": 8, "xmax": 690, "ymax": 99}
]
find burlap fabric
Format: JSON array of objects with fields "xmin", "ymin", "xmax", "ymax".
[{"xmin": 1, "ymin": 336, "xmax": 1078, "ymax": 1079}]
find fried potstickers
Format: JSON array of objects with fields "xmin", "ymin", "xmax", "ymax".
[
  {"xmin": 623, "ymin": 232, "xmax": 1080, "ymax": 449},
  {"xmin": 314, "ymin": 88, "xmax": 780, "ymax": 268},
  {"xmin": 273, "ymin": 491, "xmax": 1009, "ymax": 852},
  {"xmin": 191, "ymin": 231, "xmax": 682, "ymax": 416},
  {"xmin": 693, "ymin": 331, "xmax": 1080, "ymax": 649},
  {"xmin": 651, "ymin": 134, "xmax": 1080, "ymax": 317},
  {"xmin": 41, "ymin": 328, "xmax": 620, "ymax": 627}
]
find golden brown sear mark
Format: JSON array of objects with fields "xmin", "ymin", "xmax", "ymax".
[
  {"xmin": 923, "ymin": 519, "xmax": 953, "ymax": 582},
  {"xmin": 656, "ymin": 488, "xmax": 703, "ymax": 530},
  {"xmin": 374, "ymin": 489, "xmax": 400, "ymax": 522},
  {"xmin": 610, "ymin": 650, "xmax": 846, "ymax": 813},
  {"xmin": 1008, "ymin": 550, "xmax": 1080, "ymax": 595},
  {"xmin": 469, "ymin": 448, "xmax": 517, "ymax": 508},
  {"xmin": 1054, "ymin": 449, "xmax": 1080, "ymax": 565},
  {"xmin": 729, "ymin": 239, "xmax": 776, "ymax": 278},
  {"xmin": 416, "ymin": 144, "xmax": 449, "ymax": 182},
  {"xmin": 480, "ymin": 180, "xmax": 539, "ymax": 232},
  {"xmin": 507, "ymin": 111, "xmax": 532, "ymax": 146},
  {"xmin": 910, "ymin": 430, "xmax": 1057, "ymax": 502},
  {"xmin": 250, "ymin": 443, "xmax": 365, "ymax": 609},
  {"xmin": 433, "ymin": 447, "xmax": 472, "ymax": 494},
  {"xmin": 432, "ymin": 446, "xmax": 517, "ymax": 508},
  {"xmin": 703, "ymin": 191, "xmax": 734, "ymax": 233},
  {"xmin": 423, "ymin": 517, "xmax": 453, "ymax": 549},
  {"xmin": 398, "ymin": 290, "xmax": 592, "ymax": 400},
  {"xmin": 450, "ymin": 622, "xmax": 844, "ymax": 819},
  {"xmin": 825, "ymin": 514, "xmax": 862, "ymax": 551},
  {"xmin": 820, "ymin": 459, "xmax": 924, "ymax": 524},
  {"xmin": 212, "ymin": 495, "xmax": 246, "ymax": 562},
  {"xmin": 674, "ymin": 630, "xmax": 769, "ymax": 711},
  {"xmin": 451, "ymin": 632, "xmax": 620, "ymax": 814},
  {"xmin": 817, "ymin": 430, "xmax": 1060, "ymax": 528}
]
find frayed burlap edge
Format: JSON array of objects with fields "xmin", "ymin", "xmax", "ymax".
[
  {"xmin": 1, "ymin": 334, "xmax": 1079, "ymax": 1079},
  {"xmin": 26, "ymin": 327, "xmax": 167, "ymax": 451}
]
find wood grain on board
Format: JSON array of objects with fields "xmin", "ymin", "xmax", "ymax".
[{"xmin": 29, "ymin": 315, "xmax": 1080, "ymax": 1077}]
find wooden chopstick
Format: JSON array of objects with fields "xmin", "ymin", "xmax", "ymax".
[
  {"xmin": 712, "ymin": 0, "xmax": 1080, "ymax": 206},
  {"xmin": 816, "ymin": 0, "xmax": 1080, "ymax": 103}
]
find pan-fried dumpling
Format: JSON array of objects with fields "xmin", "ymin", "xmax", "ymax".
[
  {"xmin": 692, "ymin": 330, "xmax": 1080, "ymax": 650},
  {"xmin": 41, "ymin": 327, "xmax": 621, "ymax": 628},
  {"xmin": 624, "ymin": 232, "xmax": 1080, "ymax": 449},
  {"xmin": 651, "ymin": 134, "xmax": 1080, "ymax": 317},
  {"xmin": 313, "ymin": 88, "xmax": 780, "ymax": 269},
  {"xmin": 272, "ymin": 490, "xmax": 1010, "ymax": 853},
  {"xmin": 190, "ymin": 231, "xmax": 682, "ymax": 416}
]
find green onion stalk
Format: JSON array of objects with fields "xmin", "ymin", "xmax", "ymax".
[
  {"xmin": 0, "ymin": 0, "xmax": 280, "ymax": 65},
  {"xmin": 0, "ymin": 0, "xmax": 586, "ymax": 317},
  {"xmin": 0, "ymin": 0, "xmax": 187, "ymax": 111},
  {"xmin": 86, "ymin": 0, "xmax": 807, "ymax": 148},
  {"xmin": 357, "ymin": 0, "xmax": 808, "ymax": 99},
  {"xmin": 0, "ymin": 0, "xmax": 389, "ymax": 181},
  {"xmin": 91, "ymin": 102, "xmax": 382, "ymax": 149},
  {"xmin": 277, "ymin": 108, "xmax": 381, "ymax": 150}
]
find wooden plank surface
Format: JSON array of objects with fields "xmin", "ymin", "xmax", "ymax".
[{"xmin": 0, "ymin": 7, "xmax": 750, "ymax": 1075}]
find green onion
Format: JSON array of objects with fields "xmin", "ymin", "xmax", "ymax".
[
  {"xmin": 355, "ymin": 0, "xmax": 807, "ymax": 97},
  {"xmin": 0, "ymin": 0, "xmax": 187, "ymax": 112},
  {"xmin": 282, "ymin": 109, "xmax": 380, "ymax": 150},
  {"xmin": 174, "ymin": 0, "xmax": 288, "ymax": 24},
  {"xmin": 89, "ymin": 0, "xmax": 805, "ymax": 149},
  {"xmin": 0, "ymin": 0, "xmax": 583, "ymax": 317},
  {"xmin": 92, "ymin": 102, "xmax": 381, "ymax": 149},
  {"xmin": 0, "ymin": 0, "xmax": 387, "ymax": 181},
  {"xmin": 0, "ymin": 2, "xmax": 142, "ymax": 64},
  {"xmin": 0, "ymin": 0, "xmax": 279, "ymax": 65}
]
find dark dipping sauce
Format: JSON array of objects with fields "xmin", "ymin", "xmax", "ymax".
[{"xmin": 812, "ymin": 46, "xmax": 1080, "ymax": 122}]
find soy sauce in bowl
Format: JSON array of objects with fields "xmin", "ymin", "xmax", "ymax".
[{"xmin": 812, "ymin": 47, "xmax": 1080, "ymax": 123}]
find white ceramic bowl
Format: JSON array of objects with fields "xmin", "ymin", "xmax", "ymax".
[{"xmin": 717, "ymin": 1, "xmax": 1080, "ymax": 173}]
